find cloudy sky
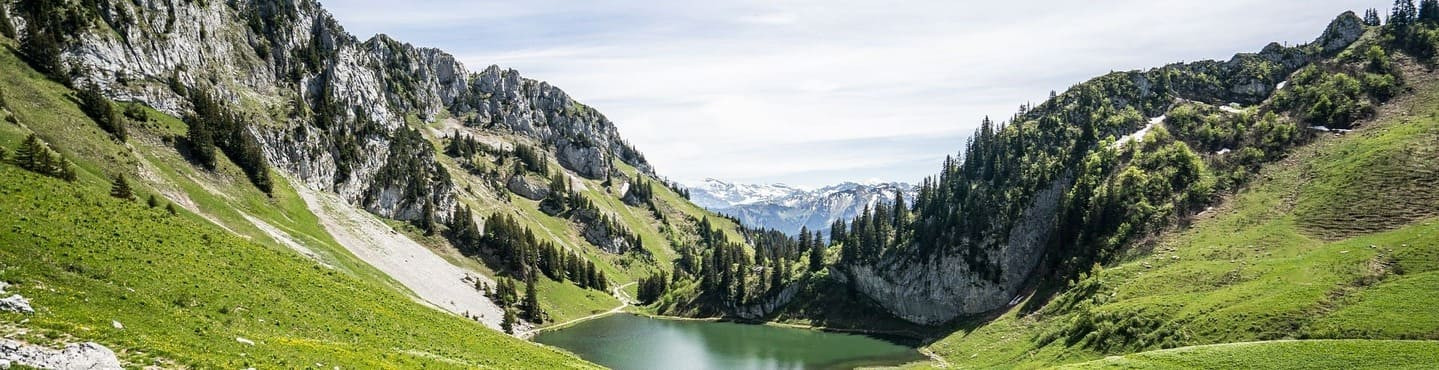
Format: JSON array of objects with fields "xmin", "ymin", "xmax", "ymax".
[{"xmin": 324, "ymin": 0, "xmax": 1385, "ymax": 187}]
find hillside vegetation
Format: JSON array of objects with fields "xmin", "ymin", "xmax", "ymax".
[{"xmin": 911, "ymin": 18, "xmax": 1439, "ymax": 368}]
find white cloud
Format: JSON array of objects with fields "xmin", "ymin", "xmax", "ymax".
[{"xmin": 324, "ymin": 0, "xmax": 1389, "ymax": 186}]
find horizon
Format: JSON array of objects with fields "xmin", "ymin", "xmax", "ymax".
[{"xmin": 325, "ymin": 0, "xmax": 1387, "ymax": 187}]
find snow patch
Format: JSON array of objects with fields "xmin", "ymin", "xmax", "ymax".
[{"xmin": 1114, "ymin": 115, "xmax": 1166, "ymax": 149}]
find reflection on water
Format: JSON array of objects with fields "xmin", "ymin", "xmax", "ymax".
[{"xmin": 533, "ymin": 314, "xmax": 924, "ymax": 370}]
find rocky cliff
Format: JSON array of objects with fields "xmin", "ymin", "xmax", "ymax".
[{"xmin": 15, "ymin": 0, "xmax": 651, "ymax": 223}]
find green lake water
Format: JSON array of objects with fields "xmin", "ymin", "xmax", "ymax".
[{"xmin": 533, "ymin": 314, "xmax": 925, "ymax": 370}]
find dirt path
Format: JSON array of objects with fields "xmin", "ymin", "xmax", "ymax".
[
  {"xmin": 293, "ymin": 183, "xmax": 506, "ymax": 330},
  {"xmin": 520, "ymin": 282, "xmax": 636, "ymax": 338}
]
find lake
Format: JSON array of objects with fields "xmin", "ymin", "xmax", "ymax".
[{"xmin": 533, "ymin": 314, "xmax": 925, "ymax": 369}]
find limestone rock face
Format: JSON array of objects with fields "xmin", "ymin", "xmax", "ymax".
[
  {"xmin": 1316, "ymin": 11, "xmax": 1366, "ymax": 55},
  {"xmin": 842, "ymin": 176, "xmax": 1070, "ymax": 325},
  {"xmin": 17, "ymin": 0, "xmax": 652, "ymax": 224},
  {"xmin": 730, "ymin": 281, "xmax": 802, "ymax": 320}
]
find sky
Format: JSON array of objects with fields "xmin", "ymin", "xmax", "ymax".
[{"xmin": 322, "ymin": 0, "xmax": 1387, "ymax": 187}]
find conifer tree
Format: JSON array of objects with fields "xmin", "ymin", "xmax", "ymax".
[
  {"xmin": 77, "ymin": 83, "xmax": 126, "ymax": 141},
  {"xmin": 501, "ymin": 308, "xmax": 517, "ymax": 334},
  {"xmin": 0, "ymin": 5, "xmax": 15, "ymax": 39},
  {"xmin": 523, "ymin": 276, "xmax": 542, "ymax": 322},
  {"xmin": 110, "ymin": 174, "xmax": 134, "ymax": 200},
  {"xmin": 1421, "ymin": 0, "xmax": 1439, "ymax": 24},
  {"xmin": 166, "ymin": 203, "xmax": 178, "ymax": 216},
  {"xmin": 809, "ymin": 235, "xmax": 826, "ymax": 272},
  {"xmin": 15, "ymin": 134, "xmax": 43, "ymax": 172}
]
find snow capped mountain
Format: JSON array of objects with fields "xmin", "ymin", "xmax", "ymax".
[{"xmin": 689, "ymin": 179, "xmax": 916, "ymax": 236}]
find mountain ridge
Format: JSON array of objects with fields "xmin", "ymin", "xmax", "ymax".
[{"xmin": 688, "ymin": 178, "xmax": 916, "ymax": 236}]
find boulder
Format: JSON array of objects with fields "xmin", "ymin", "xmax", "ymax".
[
  {"xmin": 0, "ymin": 340, "xmax": 122, "ymax": 370},
  {"xmin": 505, "ymin": 175, "xmax": 550, "ymax": 201},
  {"xmin": 0, "ymin": 295, "xmax": 32, "ymax": 314}
]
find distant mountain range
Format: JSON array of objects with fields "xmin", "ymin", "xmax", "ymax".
[{"xmin": 689, "ymin": 179, "xmax": 916, "ymax": 236}]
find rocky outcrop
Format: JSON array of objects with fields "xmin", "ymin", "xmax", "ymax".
[
  {"xmin": 0, "ymin": 340, "xmax": 122, "ymax": 370},
  {"xmin": 506, "ymin": 174, "xmax": 550, "ymax": 201},
  {"xmin": 18, "ymin": 0, "xmax": 652, "ymax": 225},
  {"xmin": 843, "ymin": 176, "xmax": 1070, "ymax": 325},
  {"xmin": 1316, "ymin": 11, "xmax": 1365, "ymax": 55},
  {"xmin": 730, "ymin": 280, "xmax": 802, "ymax": 320},
  {"xmin": 0, "ymin": 295, "xmax": 32, "ymax": 315},
  {"xmin": 578, "ymin": 210, "xmax": 635, "ymax": 254}
]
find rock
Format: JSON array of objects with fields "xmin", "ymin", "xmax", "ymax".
[
  {"xmin": 0, "ymin": 295, "xmax": 33, "ymax": 314},
  {"xmin": 730, "ymin": 282, "xmax": 802, "ymax": 319},
  {"xmin": 0, "ymin": 339, "xmax": 122, "ymax": 370},
  {"xmin": 21, "ymin": 0, "xmax": 652, "ymax": 232},
  {"xmin": 555, "ymin": 139, "xmax": 609, "ymax": 180},
  {"xmin": 111, "ymin": 321, "xmax": 123, "ymax": 330},
  {"xmin": 842, "ymin": 176, "xmax": 1072, "ymax": 325},
  {"xmin": 236, "ymin": 337, "xmax": 255, "ymax": 346},
  {"xmin": 1314, "ymin": 11, "xmax": 1365, "ymax": 55},
  {"xmin": 505, "ymin": 174, "xmax": 550, "ymax": 201}
]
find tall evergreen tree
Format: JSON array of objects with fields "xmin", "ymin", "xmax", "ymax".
[
  {"xmin": 110, "ymin": 174, "xmax": 134, "ymax": 200},
  {"xmin": 501, "ymin": 308, "xmax": 517, "ymax": 334},
  {"xmin": 809, "ymin": 233, "xmax": 826, "ymax": 272},
  {"xmin": 1365, "ymin": 8, "xmax": 1384, "ymax": 26},
  {"xmin": 1421, "ymin": 0, "xmax": 1439, "ymax": 24},
  {"xmin": 0, "ymin": 5, "xmax": 15, "ymax": 39},
  {"xmin": 523, "ymin": 276, "xmax": 543, "ymax": 322}
]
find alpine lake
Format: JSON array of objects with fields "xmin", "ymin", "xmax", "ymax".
[{"xmin": 534, "ymin": 314, "xmax": 925, "ymax": 369}]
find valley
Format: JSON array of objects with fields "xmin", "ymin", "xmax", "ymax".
[{"xmin": 0, "ymin": 0, "xmax": 1435, "ymax": 369}]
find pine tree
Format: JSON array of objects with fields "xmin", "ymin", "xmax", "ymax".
[
  {"xmin": 166, "ymin": 203, "xmax": 178, "ymax": 215},
  {"xmin": 1421, "ymin": 0, "xmax": 1439, "ymax": 24},
  {"xmin": 15, "ymin": 134, "xmax": 43, "ymax": 172},
  {"xmin": 110, "ymin": 174, "xmax": 134, "ymax": 200},
  {"xmin": 809, "ymin": 234, "xmax": 826, "ymax": 272},
  {"xmin": 1365, "ymin": 8, "xmax": 1384, "ymax": 26},
  {"xmin": 0, "ymin": 6, "xmax": 14, "ymax": 39},
  {"xmin": 420, "ymin": 200, "xmax": 437, "ymax": 236},
  {"xmin": 147, "ymin": 194, "xmax": 160, "ymax": 208},
  {"xmin": 501, "ymin": 308, "xmax": 517, "ymax": 334},
  {"xmin": 523, "ymin": 276, "xmax": 542, "ymax": 322}
]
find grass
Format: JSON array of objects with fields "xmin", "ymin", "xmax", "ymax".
[
  {"xmin": 1060, "ymin": 340, "xmax": 1439, "ymax": 369},
  {"xmin": 0, "ymin": 166, "xmax": 593, "ymax": 368},
  {"xmin": 912, "ymin": 67, "xmax": 1439, "ymax": 369}
]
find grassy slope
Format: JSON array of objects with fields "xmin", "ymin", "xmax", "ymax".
[
  {"xmin": 0, "ymin": 165, "xmax": 592, "ymax": 368},
  {"xmin": 1060, "ymin": 340, "xmax": 1439, "ymax": 369},
  {"xmin": 913, "ymin": 66, "xmax": 1439, "ymax": 369},
  {"xmin": 0, "ymin": 39, "xmax": 595, "ymax": 367}
]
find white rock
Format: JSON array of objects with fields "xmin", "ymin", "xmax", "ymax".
[
  {"xmin": 236, "ymin": 337, "xmax": 255, "ymax": 346},
  {"xmin": 0, "ymin": 295, "xmax": 33, "ymax": 314},
  {"xmin": 111, "ymin": 321, "xmax": 123, "ymax": 330},
  {"xmin": 0, "ymin": 340, "xmax": 121, "ymax": 369}
]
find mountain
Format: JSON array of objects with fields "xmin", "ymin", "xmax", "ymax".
[
  {"xmin": 0, "ymin": 0, "xmax": 752, "ymax": 366},
  {"xmin": 4, "ymin": 0, "xmax": 1438, "ymax": 368},
  {"xmin": 689, "ymin": 179, "xmax": 915, "ymax": 236}
]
